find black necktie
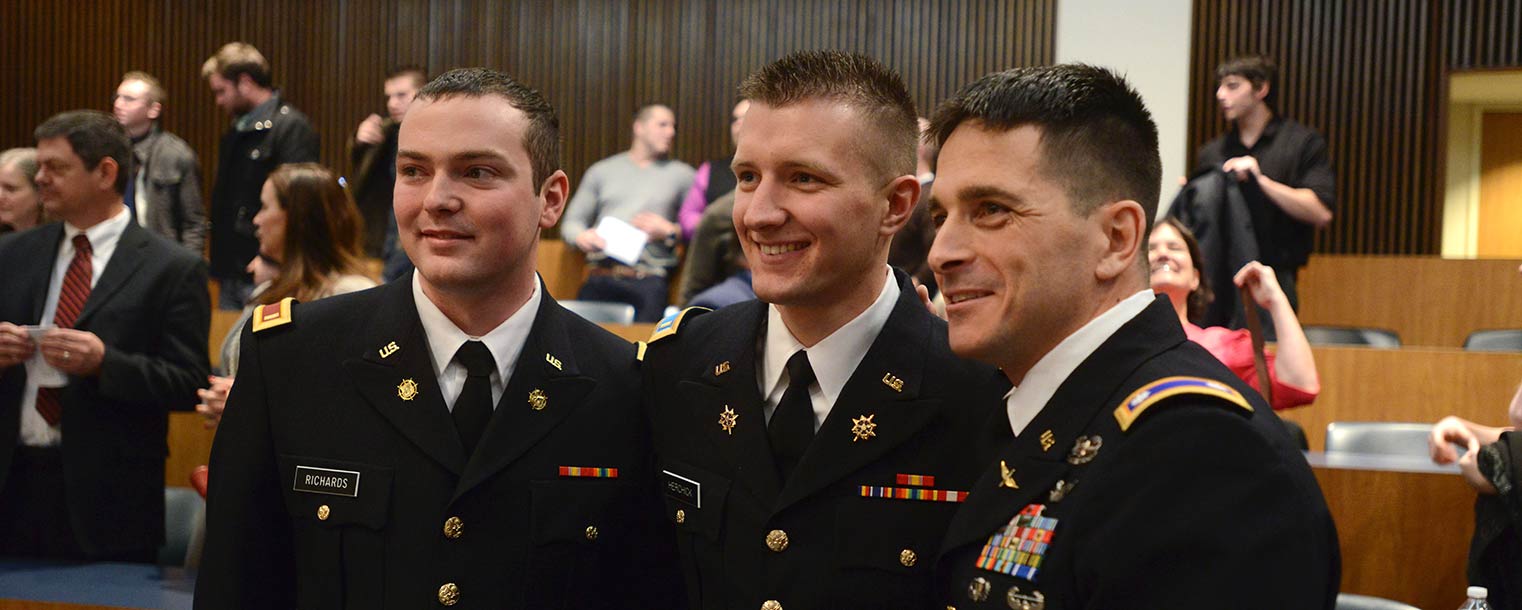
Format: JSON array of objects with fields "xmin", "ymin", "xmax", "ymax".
[
  {"xmin": 452, "ymin": 340, "xmax": 496, "ymax": 455},
  {"xmin": 768, "ymin": 350, "xmax": 817, "ymax": 481}
]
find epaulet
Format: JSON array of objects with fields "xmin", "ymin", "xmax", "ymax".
[
  {"xmin": 250, "ymin": 297, "xmax": 298, "ymax": 333},
  {"xmin": 1113, "ymin": 376, "xmax": 1252, "ymax": 432},
  {"xmin": 647, "ymin": 307, "xmax": 711, "ymax": 344}
]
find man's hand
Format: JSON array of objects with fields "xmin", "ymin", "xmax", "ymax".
[
  {"xmin": 574, "ymin": 229, "xmax": 607, "ymax": 254},
  {"xmin": 1233, "ymin": 262, "xmax": 1288, "ymax": 311},
  {"xmin": 196, "ymin": 375, "xmax": 235, "ymax": 429},
  {"xmin": 355, "ymin": 114, "xmax": 385, "ymax": 146},
  {"xmin": 38, "ymin": 328, "xmax": 105, "ymax": 376},
  {"xmin": 631, "ymin": 212, "xmax": 678, "ymax": 242},
  {"xmin": 246, "ymin": 255, "xmax": 279, "ymax": 287},
  {"xmin": 0, "ymin": 323, "xmax": 34, "ymax": 369},
  {"xmin": 1222, "ymin": 155, "xmax": 1262, "ymax": 182},
  {"xmin": 1430, "ymin": 416, "xmax": 1480, "ymax": 465}
]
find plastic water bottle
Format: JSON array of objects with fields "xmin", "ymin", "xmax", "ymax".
[{"xmin": 1460, "ymin": 586, "xmax": 1492, "ymax": 610}]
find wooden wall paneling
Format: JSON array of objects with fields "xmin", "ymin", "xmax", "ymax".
[
  {"xmin": 1279, "ymin": 346, "xmax": 1522, "ymax": 451},
  {"xmin": 1296, "ymin": 255, "xmax": 1522, "ymax": 347}
]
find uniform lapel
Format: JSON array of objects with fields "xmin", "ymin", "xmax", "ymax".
[
  {"xmin": 341, "ymin": 279, "xmax": 466, "ymax": 475},
  {"xmin": 678, "ymin": 300, "xmax": 783, "ymax": 506},
  {"xmin": 74, "ymin": 223, "xmax": 148, "ymax": 328},
  {"xmin": 452, "ymin": 292, "xmax": 595, "ymax": 500},
  {"xmin": 939, "ymin": 296, "xmax": 1187, "ymax": 557},
  {"xmin": 773, "ymin": 276, "xmax": 943, "ymax": 513}
]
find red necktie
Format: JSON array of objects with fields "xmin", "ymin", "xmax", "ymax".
[{"xmin": 36, "ymin": 234, "xmax": 93, "ymax": 426}]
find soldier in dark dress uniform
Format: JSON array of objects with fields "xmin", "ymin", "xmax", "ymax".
[
  {"xmin": 195, "ymin": 68, "xmax": 681, "ymax": 610},
  {"xmin": 924, "ymin": 64, "xmax": 1340, "ymax": 610},
  {"xmin": 641, "ymin": 51, "xmax": 1007, "ymax": 610}
]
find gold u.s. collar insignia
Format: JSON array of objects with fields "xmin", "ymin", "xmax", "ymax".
[
  {"xmin": 881, "ymin": 373, "xmax": 904, "ymax": 393},
  {"xmin": 714, "ymin": 361, "xmax": 732, "ymax": 377},
  {"xmin": 528, "ymin": 389, "xmax": 548, "ymax": 410},
  {"xmin": 998, "ymin": 460, "xmax": 1019, "ymax": 489},
  {"xmin": 1039, "ymin": 429, "xmax": 1056, "ymax": 452},
  {"xmin": 397, "ymin": 378, "xmax": 419, "ymax": 401},
  {"xmin": 718, "ymin": 405, "xmax": 739, "ymax": 435},
  {"xmin": 545, "ymin": 353, "xmax": 563, "ymax": 371},
  {"xmin": 850, "ymin": 414, "xmax": 878, "ymax": 442},
  {"xmin": 379, "ymin": 341, "xmax": 400, "ymax": 359}
]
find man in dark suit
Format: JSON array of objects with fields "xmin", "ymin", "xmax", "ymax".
[
  {"xmin": 642, "ymin": 51, "xmax": 1006, "ymax": 610},
  {"xmin": 195, "ymin": 68, "xmax": 680, "ymax": 609},
  {"xmin": 926, "ymin": 64, "xmax": 1339, "ymax": 609},
  {"xmin": 0, "ymin": 110, "xmax": 210, "ymax": 562},
  {"xmin": 350, "ymin": 65, "xmax": 425, "ymax": 279}
]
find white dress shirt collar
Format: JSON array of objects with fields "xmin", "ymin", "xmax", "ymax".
[
  {"xmin": 1004, "ymin": 289, "xmax": 1155, "ymax": 437},
  {"xmin": 62, "ymin": 205, "xmax": 133, "ymax": 283},
  {"xmin": 758, "ymin": 266, "xmax": 900, "ymax": 428},
  {"xmin": 412, "ymin": 274, "xmax": 541, "ymax": 409}
]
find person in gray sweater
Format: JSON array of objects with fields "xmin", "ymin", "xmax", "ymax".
[{"xmin": 562, "ymin": 103, "xmax": 694, "ymax": 321}]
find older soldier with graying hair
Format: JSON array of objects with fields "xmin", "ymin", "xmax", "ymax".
[
  {"xmin": 928, "ymin": 64, "xmax": 1340, "ymax": 610},
  {"xmin": 195, "ymin": 68, "xmax": 681, "ymax": 609},
  {"xmin": 641, "ymin": 50, "xmax": 1006, "ymax": 610}
]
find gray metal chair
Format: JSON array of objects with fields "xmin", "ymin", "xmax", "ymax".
[
  {"xmin": 1335, "ymin": 593, "xmax": 1421, "ymax": 610},
  {"xmin": 159, "ymin": 486, "xmax": 205, "ymax": 566},
  {"xmin": 1465, "ymin": 329, "xmax": 1522, "ymax": 352},
  {"xmin": 1303, "ymin": 326, "xmax": 1402, "ymax": 348},
  {"xmin": 560, "ymin": 300, "xmax": 637, "ymax": 325},
  {"xmin": 1324, "ymin": 422, "xmax": 1433, "ymax": 458}
]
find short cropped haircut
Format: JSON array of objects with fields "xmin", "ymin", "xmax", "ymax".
[
  {"xmin": 738, "ymin": 50, "xmax": 918, "ymax": 182},
  {"xmin": 34, "ymin": 110, "xmax": 133, "ymax": 195},
  {"xmin": 121, "ymin": 70, "xmax": 167, "ymax": 105},
  {"xmin": 930, "ymin": 64, "xmax": 1161, "ymax": 227},
  {"xmin": 201, "ymin": 42, "xmax": 273, "ymax": 88},
  {"xmin": 386, "ymin": 65, "xmax": 428, "ymax": 88},
  {"xmin": 634, "ymin": 103, "xmax": 671, "ymax": 122},
  {"xmin": 1216, "ymin": 55, "xmax": 1277, "ymax": 107},
  {"xmin": 414, "ymin": 68, "xmax": 561, "ymax": 191}
]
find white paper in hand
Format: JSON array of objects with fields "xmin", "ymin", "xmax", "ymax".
[
  {"xmin": 594, "ymin": 216, "xmax": 650, "ymax": 267},
  {"xmin": 22, "ymin": 325, "xmax": 66, "ymax": 388}
]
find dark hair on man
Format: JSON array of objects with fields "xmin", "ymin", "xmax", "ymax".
[
  {"xmin": 201, "ymin": 42, "xmax": 273, "ymax": 88},
  {"xmin": 929, "ymin": 63, "xmax": 1161, "ymax": 227},
  {"xmin": 1154, "ymin": 217, "xmax": 1214, "ymax": 323},
  {"xmin": 738, "ymin": 50, "xmax": 918, "ymax": 182},
  {"xmin": 634, "ymin": 103, "xmax": 671, "ymax": 122},
  {"xmin": 1215, "ymin": 54, "xmax": 1277, "ymax": 107},
  {"xmin": 414, "ymin": 68, "xmax": 561, "ymax": 191},
  {"xmin": 386, "ymin": 65, "xmax": 428, "ymax": 88},
  {"xmin": 121, "ymin": 70, "xmax": 167, "ymax": 105},
  {"xmin": 34, "ymin": 110, "xmax": 133, "ymax": 195}
]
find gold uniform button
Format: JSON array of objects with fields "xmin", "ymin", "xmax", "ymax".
[
  {"xmin": 761, "ymin": 601, "xmax": 782, "ymax": 610},
  {"xmin": 968, "ymin": 577, "xmax": 991, "ymax": 602},
  {"xmin": 437, "ymin": 582, "xmax": 459, "ymax": 606},
  {"xmin": 675, "ymin": 509, "xmax": 686, "ymax": 524},
  {"xmin": 316, "ymin": 505, "xmax": 330, "ymax": 521},
  {"xmin": 443, "ymin": 516, "xmax": 464, "ymax": 539},
  {"xmin": 765, "ymin": 529, "xmax": 789, "ymax": 552},
  {"xmin": 585, "ymin": 525, "xmax": 599, "ymax": 541},
  {"xmin": 899, "ymin": 548, "xmax": 918, "ymax": 567}
]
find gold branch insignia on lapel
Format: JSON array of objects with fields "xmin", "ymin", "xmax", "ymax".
[
  {"xmin": 527, "ymin": 389, "xmax": 548, "ymax": 411},
  {"xmin": 397, "ymin": 378, "xmax": 419, "ymax": 401},
  {"xmin": 718, "ymin": 405, "xmax": 739, "ymax": 435},
  {"xmin": 379, "ymin": 341, "xmax": 400, "ymax": 359},
  {"xmin": 999, "ymin": 460, "xmax": 1019, "ymax": 489},
  {"xmin": 850, "ymin": 414, "xmax": 878, "ymax": 442},
  {"xmin": 881, "ymin": 373, "xmax": 904, "ymax": 392}
]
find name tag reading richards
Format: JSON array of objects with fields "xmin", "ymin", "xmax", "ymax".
[{"xmin": 293, "ymin": 466, "xmax": 361, "ymax": 497}]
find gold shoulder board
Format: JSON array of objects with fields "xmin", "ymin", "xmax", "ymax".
[
  {"xmin": 250, "ymin": 297, "xmax": 298, "ymax": 333},
  {"xmin": 1113, "ymin": 376, "xmax": 1252, "ymax": 432}
]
